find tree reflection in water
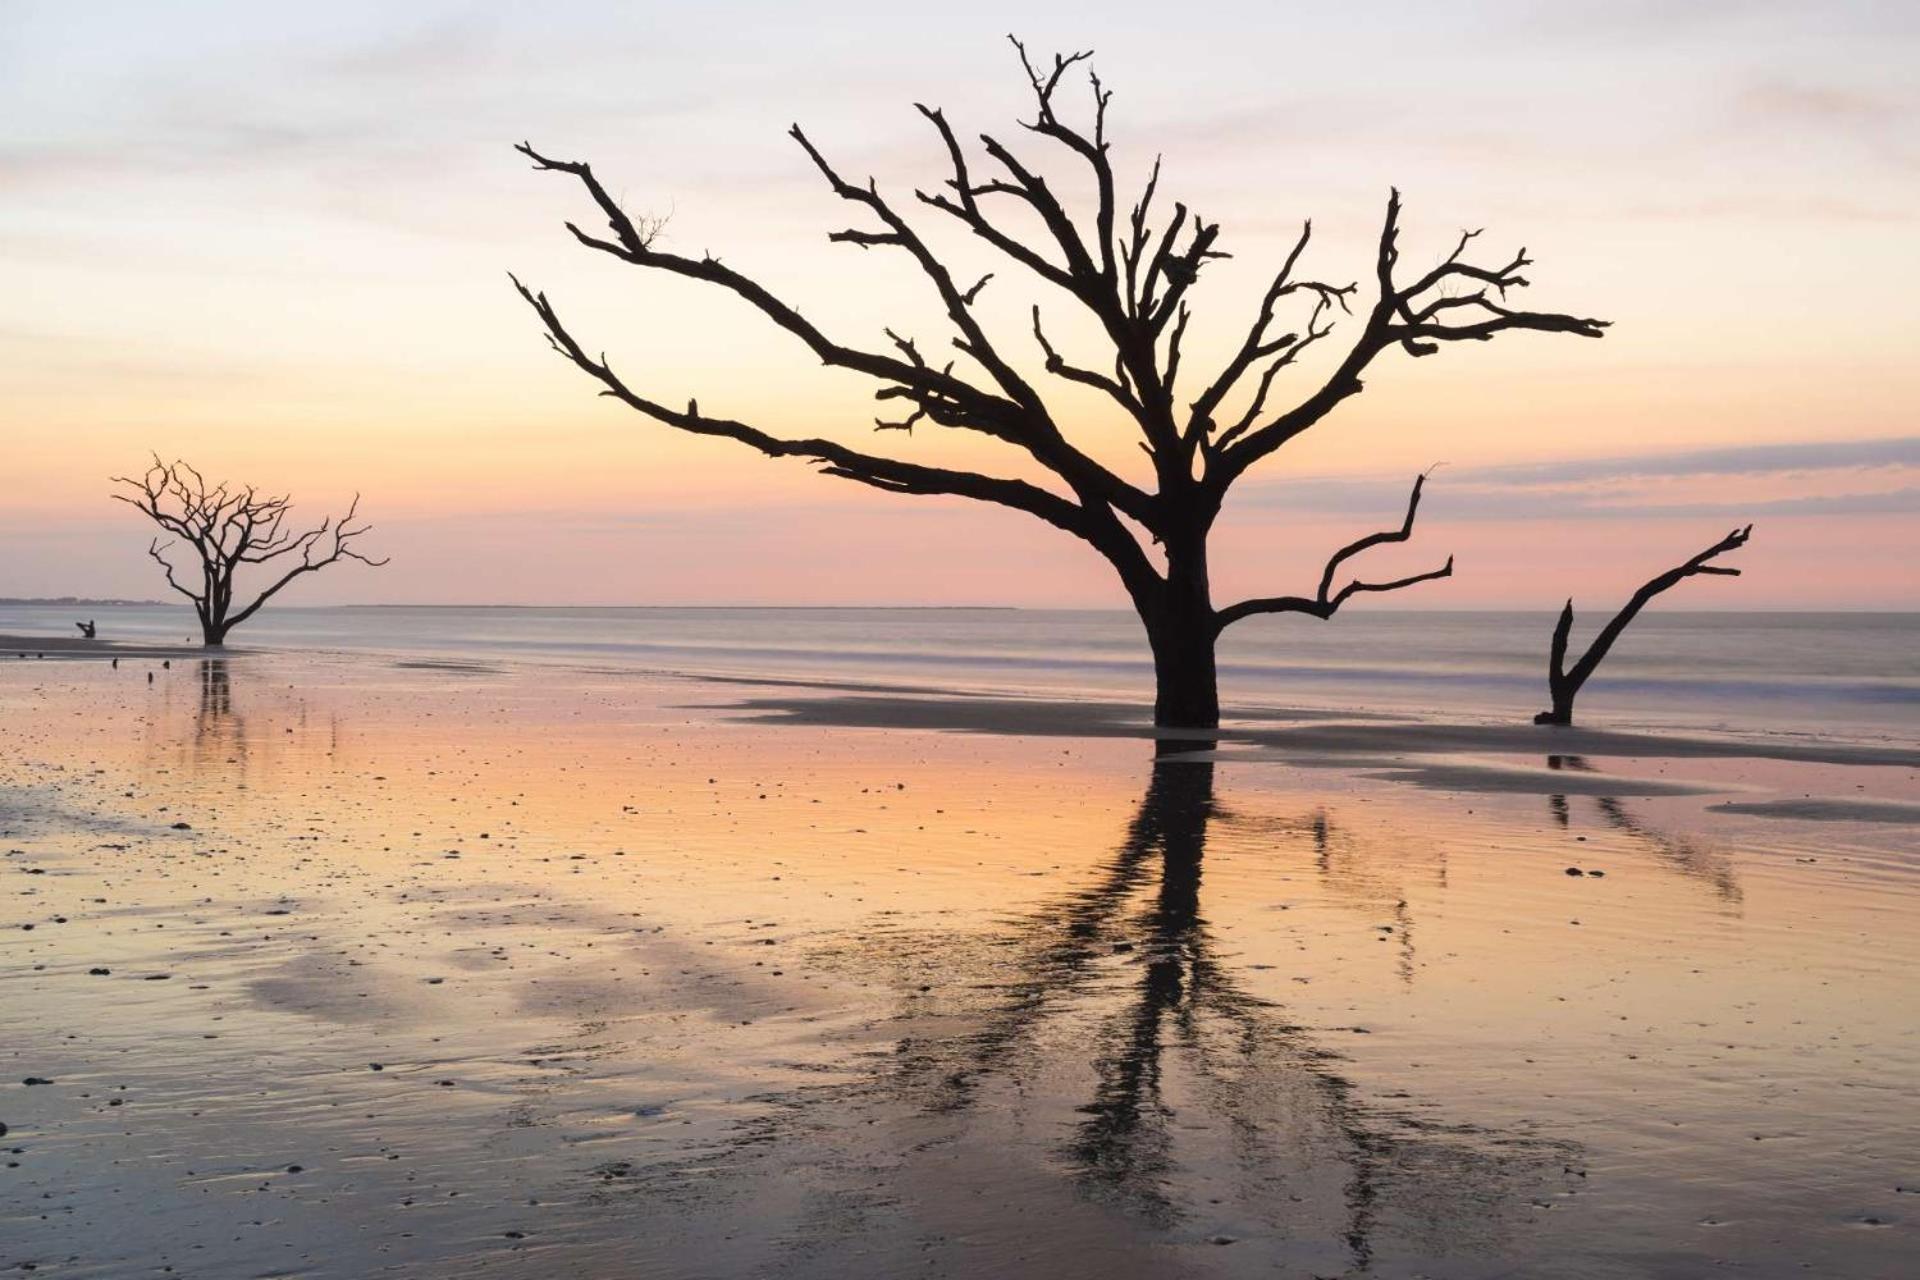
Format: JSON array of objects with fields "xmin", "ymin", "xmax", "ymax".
[
  {"xmin": 1546, "ymin": 754, "xmax": 1742, "ymax": 904},
  {"xmin": 194, "ymin": 657, "xmax": 244, "ymax": 764},
  {"xmin": 663, "ymin": 745, "xmax": 1578, "ymax": 1271}
]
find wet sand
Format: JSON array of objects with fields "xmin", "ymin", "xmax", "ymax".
[
  {"xmin": 2, "ymin": 634, "xmax": 211, "ymax": 661},
  {"xmin": 3, "ymin": 652, "xmax": 1917, "ymax": 1277}
]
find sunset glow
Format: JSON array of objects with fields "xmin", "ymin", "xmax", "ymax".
[{"xmin": 5, "ymin": 1, "xmax": 1915, "ymax": 609}]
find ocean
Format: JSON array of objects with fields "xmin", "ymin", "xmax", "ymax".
[{"xmin": 4, "ymin": 603, "xmax": 1916, "ymax": 743}]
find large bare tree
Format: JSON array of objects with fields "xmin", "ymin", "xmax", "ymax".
[
  {"xmin": 112, "ymin": 456, "xmax": 387, "ymax": 646},
  {"xmin": 514, "ymin": 40, "xmax": 1606, "ymax": 727}
]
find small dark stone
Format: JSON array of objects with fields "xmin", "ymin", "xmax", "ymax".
[
  {"xmin": 22, "ymin": 1078, "xmax": 53, "ymax": 1086},
  {"xmin": 1565, "ymin": 867, "xmax": 1585, "ymax": 876},
  {"xmin": 89, "ymin": 968, "xmax": 111, "ymax": 976},
  {"xmin": 286, "ymin": 1164, "xmax": 303, "ymax": 1173},
  {"xmin": 170, "ymin": 822, "xmax": 191, "ymax": 830},
  {"xmin": 368, "ymin": 1063, "xmax": 384, "ymax": 1071}
]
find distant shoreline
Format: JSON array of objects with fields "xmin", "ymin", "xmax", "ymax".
[{"xmin": 0, "ymin": 597, "xmax": 165, "ymax": 607}]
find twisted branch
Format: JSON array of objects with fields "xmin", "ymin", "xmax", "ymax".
[{"xmin": 1213, "ymin": 470, "xmax": 1453, "ymax": 631}]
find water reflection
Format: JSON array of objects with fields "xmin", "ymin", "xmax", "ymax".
[
  {"xmin": 683, "ymin": 750, "xmax": 1577, "ymax": 1269},
  {"xmin": 1593, "ymin": 796, "xmax": 1742, "ymax": 904},
  {"xmin": 193, "ymin": 658, "xmax": 245, "ymax": 764},
  {"xmin": 1044, "ymin": 756, "xmax": 1552, "ymax": 1261},
  {"xmin": 198, "ymin": 658, "xmax": 234, "ymax": 723},
  {"xmin": 1546, "ymin": 755, "xmax": 1741, "ymax": 904}
]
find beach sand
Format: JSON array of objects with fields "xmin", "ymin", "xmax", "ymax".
[
  {"xmin": 3, "ymin": 634, "xmax": 209, "ymax": 661},
  {"xmin": 3, "ymin": 651, "xmax": 1916, "ymax": 1277}
]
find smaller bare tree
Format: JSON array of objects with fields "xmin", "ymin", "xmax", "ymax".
[
  {"xmin": 1535, "ymin": 525, "xmax": 1751, "ymax": 727},
  {"xmin": 112, "ymin": 456, "xmax": 388, "ymax": 647}
]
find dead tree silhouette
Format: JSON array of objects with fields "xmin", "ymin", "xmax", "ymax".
[
  {"xmin": 513, "ymin": 38, "xmax": 1606, "ymax": 727},
  {"xmin": 1535, "ymin": 525, "xmax": 1751, "ymax": 726},
  {"xmin": 112, "ymin": 456, "xmax": 387, "ymax": 647}
]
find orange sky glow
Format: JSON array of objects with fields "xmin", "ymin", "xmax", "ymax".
[{"xmin": 3, "ymin": 2, "xmax": 1916, "ymax": 608}]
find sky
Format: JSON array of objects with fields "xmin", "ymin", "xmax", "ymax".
[{"xmin": 3, "ymin": 0, "xmax": 1916, "ymax": 609}]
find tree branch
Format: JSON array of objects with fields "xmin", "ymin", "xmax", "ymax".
[
  {"xmin": 1190, "ymin": 221, "xmax": 1354, "ymax": 447},
  {"xmin": 1032, "ymin": 305, "xmax": 1139, "ymax": 410},
  {"xmin": 1211, "ymin": 189, "xmax": 1607, "ymax": 490},
  {"xmin": 514, "ymin": 276, "xmax": 1122, "ymax": 540},
  {"xmin": 1213, "ymin": 470, "xmax": 1453, "ymax": 631},
  {"xmin": 519, "ymin": 136, "xmax": 1160, "ymax": 531}
]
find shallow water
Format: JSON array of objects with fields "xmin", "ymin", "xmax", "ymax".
[
  {"xmin": 7, "ymin": 603, "xmax": 1918, "ymax": 742},
  {"xmin": 2, "ymin": 653, "xmax": 1917, "ymax": 1277}
]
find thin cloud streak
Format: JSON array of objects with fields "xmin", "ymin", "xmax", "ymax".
[
  {"xmin": 1473, "ymin": 438, "xmax": 1920, "ymax": 484},
  {"xmin": 1232, "ymin": 438, "xmax": 1920, "ymax": 522}
]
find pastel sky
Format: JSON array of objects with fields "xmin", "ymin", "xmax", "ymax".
[{"xmin": 3, "ymin": 1, "xmax": 1916, "ymax": 608}]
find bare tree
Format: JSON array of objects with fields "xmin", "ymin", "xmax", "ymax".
[
  {"xmin": 514, "ymin": 39, "xmax": 1606, "ymax": 727},
  {"xmin": 112, "ymin": 456, "xmax": 388, "ymax": 647},
  {"xmin": 1535, "ymin": 525, "xmax": 1752, "ymax": 727}
]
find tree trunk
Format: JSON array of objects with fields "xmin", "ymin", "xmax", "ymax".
[
  {"xmin": 1146, "ymin": 542, "xmax": 1220, "ymax": 729},
  {"xmin": 1149, "ymin": 615, "xmax": 1219, "ymax": 729},
  {"xmin": 1533, "ymin": 691, "xmax": 1574, "ymax": 727},
  {"xmin": 1532, "ymin": 601, "xmax": 1576, "ymax": 725}
]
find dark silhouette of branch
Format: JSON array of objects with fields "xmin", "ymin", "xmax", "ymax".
[
  {"xmin": 512, "ymin": 137, "xmax": 1157, "ymax": 534},
  {"xmin": 1535, "ymin": 525, "xmax": 1752, "ymax": 725},
  {"xmin": 512, "ymin": 39, "xmax": 1604, "ymax": 728},
  {"xmin": 111, "ymin": 455, "xmax": 387, "ymax": 646},
  {"xmin": 1209, "ymin": 189, "xmax": 1609, "ymax": 488},
  {"xmin": 1213, "ymin": 470, "xmax": 1454, "ymax": 631}
]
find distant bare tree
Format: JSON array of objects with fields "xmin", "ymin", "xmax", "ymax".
[
  {"xmin": 112, "ymin": 456, "xmax": 387, "ymax": 646},
  {"xmin": 514, "ymin": 39, "xmax": 1606, "ymax": 727},
  {"xmin": 1535, "ymin": 525, "xmax": 1752, "ymax": 727}
]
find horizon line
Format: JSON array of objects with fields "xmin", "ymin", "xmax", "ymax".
[{"xmin": 4, "ymin": 600, "xmax": 1917, "ymax": 616}]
